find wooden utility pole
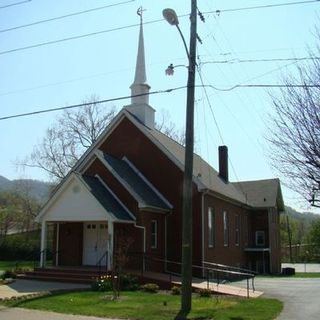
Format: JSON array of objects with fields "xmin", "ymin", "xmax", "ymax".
[{"xmin": 180, "ymin": 0, "xmax": 197, "ymax": 317}]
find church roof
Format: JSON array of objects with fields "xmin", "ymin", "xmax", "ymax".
[
  {"xmin": 99, "ymin": 152, "xmax": 172, "ymax": 212},
  {"xmin": 81, "ymin": 175, "xmax": 135, "ymax": 221}
]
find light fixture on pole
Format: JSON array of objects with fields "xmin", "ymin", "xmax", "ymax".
[{"xmin": 163, "ymin": 2, "xmax": 197, "ymax": 317}]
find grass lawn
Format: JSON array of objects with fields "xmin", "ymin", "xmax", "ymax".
[
  {"xmin": 0, "ymin": 260, "xmax": 34, "ymax": 272},
  {"xmin": 4, "ymin": 291, "xmax": 283, "ymax": 320},
  {"xmin": 257, "ymin": 272, "xmax": 320, "ymax": 278},
  {"xmin": 293, "ymin": 272, "xmax": 320, "ymax": 278}
]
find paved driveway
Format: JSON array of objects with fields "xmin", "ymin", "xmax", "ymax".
[{"xmin": 241, "ymin": 277, "xmax": 320, "ymax": 320}]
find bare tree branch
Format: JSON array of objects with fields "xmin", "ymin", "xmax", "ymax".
[{"xmin": 267, "ymin": 51, "xmax": 320, "ymax": 206}]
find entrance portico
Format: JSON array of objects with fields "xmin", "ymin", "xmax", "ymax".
[{"xmin": 36, "ymin": 173, "xmax": 135, "ymax": 270}]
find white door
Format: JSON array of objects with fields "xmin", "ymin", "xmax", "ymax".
[{"xmin": 83, "ymin": 223, "xmax": 108, "ymax": 266}]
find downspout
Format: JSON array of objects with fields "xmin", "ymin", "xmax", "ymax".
[
  {"xmin": 268, "ymin": 208, "xmax": 272, "ymax": 273},
  {"xmin": 201, "ymin": 190, "xmax": 209, "ymax": 277},
  {"xmin": 134, "ymin": 224, "xmax": 146, "ymax": 271}
]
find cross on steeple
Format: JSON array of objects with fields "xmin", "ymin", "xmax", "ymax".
[
  {"xmin": 126, "ymin": 7, "xmax": 155, "ymax": 129},
  {"xmin": 137, "ymin": 6, "xmax": 146, "ymax": 21}
]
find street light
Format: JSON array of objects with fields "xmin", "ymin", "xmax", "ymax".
[
  {"xmin": 163, "ymin": 8, "xmax": 190, "ymax": 60},
  {"xmin": 163, "ymin": 2, "xmax": 197, "ymax": 317}
]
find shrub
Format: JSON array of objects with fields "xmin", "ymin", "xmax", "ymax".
[
  {"xmin": 141, "ymin": 283, "xmax": 159, "ymax": 293},
  {"xmin": 91, "ymin": 274, "xmax": 112, "ymax": 292},
  {"xmin": 120, "ymin": 274, "xmax": 139, "ymax": 291},
  {"xmin": 198, "ymin": 288, "xmax": 212, "ymax": 297},
  {"xmin": 0, "ymin": 270, "xmax": 17, "ymax": 280},
  {"xmin": 171, "ymin": 286, "xmax": 181, "ymax": 295}
]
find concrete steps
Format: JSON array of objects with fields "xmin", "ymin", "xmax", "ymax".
[{"xmin": 18, "ymin": 267, "xmax": 105, "ymax": 284}]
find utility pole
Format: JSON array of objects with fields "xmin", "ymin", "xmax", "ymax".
[
  {"xmin": 180, "ymin": 0, "xmax": 197, "ymax": 316},
  {"xmin": 163, "ymin": 2, "xmax": 197, "ymax": 317}
]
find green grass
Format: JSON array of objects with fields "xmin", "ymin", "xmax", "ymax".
[
  {"xmin": 4, "ymin": 291, "xmax": 283, "ymax": 320},
  {"xmin": 293, "ymin": 272, "xmax": 320, "ymax": 278},
  {"xmin": 257, "ymin": 272, "xmax": 320, "ymax": 278},
  {"xmin": 0, "ymin": 260, "xmax": 34, "ymax": 272}
]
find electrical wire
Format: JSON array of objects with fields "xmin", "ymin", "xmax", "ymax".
[
  {"xmin": 0, "ymin": 18, "xmax": 164, "ymax": 56},
  {"xmin": 0, "ymin": 0, "xmax": 30, "ymax": 10},
  {"xmin": 0, "ymin": 86, "xmax": 188, "ymax": 121},
  {"xmin": 0, "ymin": 0, "xmax": 136, "ymax": 33},
  {"xmin": 200, "ymin": 56, "xmax": 320, "ymax": 65},
  {"xmin": 203, "ymin": 0, "xmax": 320, "ymax": 15},
  {"xmin": 1, "ymin": 83, "xmax": 317, "ymax": 121}
]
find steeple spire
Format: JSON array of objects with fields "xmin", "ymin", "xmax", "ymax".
[
  {"xmin": 130, "ymin": 7, "xmax": 150, "ymax": 104},
  {"xmin": 126, "ymin": 7, "xmax": 155, "ymax": 129}
]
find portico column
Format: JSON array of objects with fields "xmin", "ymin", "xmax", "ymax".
[
  {"xmin": 40, "ymin": 220, "xmax": 47, "ymax": 267},
  {"xmin": 108, "ymin": 221, "xmax": 114, "ymax": 271}
]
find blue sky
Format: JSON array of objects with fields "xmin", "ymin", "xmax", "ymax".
[{"xmin": 0, "ymin": 0, "xmax": 319, "ymax": 212}]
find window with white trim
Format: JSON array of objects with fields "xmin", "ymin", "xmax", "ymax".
[
  {"xmin": 208, "ymin": 207, "xmax": 215, "ymax": 247},
  {"xmin": 151, "ymin": 220, "xmax": 158, "ymax": 249},
  {"xmin": 235, "ymin": 215, "xmax": 240, "ymax": 246},
  {"xmin": 255, "ymin": 231, "xmax": 265, "ymax": 246},
  {"xmin": 223, "ymin": 211, "xmax": 229, "ymax": 246}
]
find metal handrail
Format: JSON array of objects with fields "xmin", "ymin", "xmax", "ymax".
[
  {"xmin": 97, "ymin": 250, "xmax": 108, "ymax": 274},
  {"xmin": 128, "ymin": 251, "xmax": 256, "ymax": 298}
]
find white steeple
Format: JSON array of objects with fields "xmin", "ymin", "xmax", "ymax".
[{"xmin": 126, "ymin": 7, "xmax": 155, "ymax": 129}]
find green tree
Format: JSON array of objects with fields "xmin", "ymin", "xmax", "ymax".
[{"xmin": 307, "ymin": 220, "xmax": 320, "ymax": 261}]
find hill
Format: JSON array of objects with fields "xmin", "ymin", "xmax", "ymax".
[{"xmin": 0, "ymin": 175, "xmax": 52, "ymax": 203}]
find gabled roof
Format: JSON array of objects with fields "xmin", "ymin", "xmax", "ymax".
[
  {"xmin": 81, "ymin": 175, "xmax": 135, "ymax": 221},
  {"xmin": 149, "ymin": 128, "xmax": 248, "ymax": 205},
  {"xmin": 96, "ymin": 151, "xmax": 172, "ymax": 212},
  {"xmin": 65, "ymin": 108, "xmax": 283, "ymax": 211},
  {"xmin": 233, "ymin": 179, "xmax": 284, "ymax": 211},
  {"xmin": 36, "ymin": 172, "xmax": 134, "ymax": 223}
]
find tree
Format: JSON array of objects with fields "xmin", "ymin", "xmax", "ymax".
[
  {"xmin": 0, "ymin": 191, "xmax": 40, "ymax": 240},
  {"xmin": 155, "ymin": 109, "xmax": 185, "ymax": 146},
  {"xmin": 21, "ymin": 96, "xmax": 116, "ymax": 181},
  {"xmin": 20, "ymin": 98, "xmax": 184, "ymax": 182},
  {"xmin": 305, "ymin": 219, "xmax": 320, "ymax": 261},
  {"xmin": 267, "ymin": 54, "xmax": 320, "ymax": 207}
]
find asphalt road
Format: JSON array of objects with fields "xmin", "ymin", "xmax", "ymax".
[{"xmin": 245, "ymin": 277, "xmax": 320, "ymax": 320}]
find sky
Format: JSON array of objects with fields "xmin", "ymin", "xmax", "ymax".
[{"xmin": 0, "ymin": 0, "xmax": 319, "ymax": 213}]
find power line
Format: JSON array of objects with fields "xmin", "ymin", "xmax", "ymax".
[
  {"xmin": 203, "ymin": 0, "xmax": 320, "ymax": 15},
  {"xmin": 0, "ymin": 0, "xmax": 136, "ymax": 33},
  {"xmin": 206, "ymin": 84, "xmax": 320, "ymax": 91},
  {"xmin": 0, "ymin": 0, "xmax": 30, "ymax": 10},
  {"xmin": 1, "ymin": 83, "xmax": 317, "ymax": 121},
  {"xmin": 0, "ymin": 86, "xmax": 188, "ymax": 121},
  {"xmin": 0, "ymin": 18, "xmax": 163, "ymax": 56},
  {"xmin": 201, "ymin": 56, "xmax": 320, "ymax": 65}
]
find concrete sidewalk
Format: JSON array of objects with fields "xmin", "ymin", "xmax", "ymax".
[
  {"xmin": 0, "ymin": 307, "xmax": 120, "ymax": 320},
  {"xmin": 0, "ymin": 279, "xmax": 89, "ymax": 300}
]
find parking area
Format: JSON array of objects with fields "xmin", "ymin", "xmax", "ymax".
[{"xmin": 236, "ymin": 277, "xmax": 320, "ymax": 320}]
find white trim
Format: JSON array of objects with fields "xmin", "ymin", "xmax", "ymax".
[
  {"xmin": 201, "ymin": 193, "xmax": 205, "ymax": 277},
  {"xmin": 40, "ymin": 221, "xmax": 47, "ymax": 267},
  {"xmin": 95, "ymin": 150, "xmax": 146, "ymax": 206},
  {"xmin": 134, "ymin": 224, "xmax": 146, "ymax": 271},
  {"xmin": 151, "ymin": 219, "xmax": 158, "ymax": 249},
  {"xmin": 76, "ymin": 174, "xmax": 117, "ymax": 222},
  {"xmin": 208, "ymin": 207, "xmax": 215, "ymax": 248},
  {"xmin": 95, "ymin": 174, "xmax": 136, "ymax": 221},
  {"xmin": 255, "ymin": 230, "xmax": 265, "ymax": 246},
  {"xmin": 36, "ymin": 173, "xmax": 80, "ymax": 222},
  {"xmin": 96, "ymin": 150, "xmax": 170, "ymax": 213},
  {"xmin": 223, "ymin": 210, "xmax": 229, "ymax": 247},
  {"xmin": 123, "ymin": 157, "xmax": 173, "ymax": 209},
  {"xmin": 55, "ymin": 223, "xmax": 59, "ymax": 266}
]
